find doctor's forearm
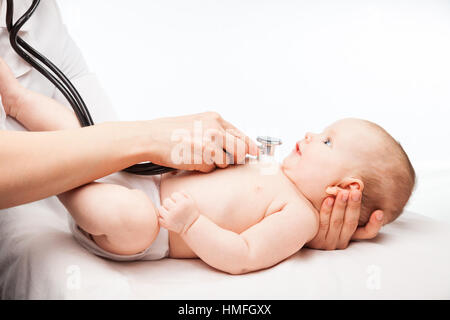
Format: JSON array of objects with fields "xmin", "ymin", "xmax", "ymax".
[{"xmin": 0, "ymin": 121, "xmax": 150, "ymax": 209}]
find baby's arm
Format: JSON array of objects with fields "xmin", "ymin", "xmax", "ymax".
[
  {"xmin": 12, "ymin": 87, "xmax": 80, "ymax": 131},
  {"xmin": 0, "ymin": 57, "xmax": 80, "ymax": 131},
  {"xmin": 159, "ymin": 192, "xmax": 319, "ymax": 275}
]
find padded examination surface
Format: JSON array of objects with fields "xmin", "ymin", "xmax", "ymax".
[{"xmin": 1, "ymin": 195, "xmax": 449, "ymax": 299}]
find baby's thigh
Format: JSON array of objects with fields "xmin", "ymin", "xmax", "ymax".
[
  {"xmin": 94, "ymin": 186, "xmax": 161, "ymax": 255},
  {"xmin": 60, "ymin": 182, "xmax": 160, "ymax": 255}
]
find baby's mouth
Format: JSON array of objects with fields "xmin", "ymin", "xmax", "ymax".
[{"xmin": 296, "ymin": 142, "xmax": 302, "ymax": 156}]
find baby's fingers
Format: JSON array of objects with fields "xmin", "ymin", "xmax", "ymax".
[
  {"xmin": 163, "ymin": 197, "xmax": 176, "ymax": 209},
  {"xmin": 158, "ymin": 218, "xmax": 169, "ymax": 230},
  {"xmin": 179, "ymin": 190, "xmax": 191, "ymax": 199},
  {"xmin": 171, "ymin": 191, "xmax": 187, "ymax": 202},
  {"xmin": 157, "ymin": 207, "xmax": 170, "ymax": 229},
  {"xmin": 157, "ymin": 206, "xmax": 169, "ymax": 218}
]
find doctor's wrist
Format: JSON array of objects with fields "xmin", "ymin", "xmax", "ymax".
[
  {"xmin": 98, "ymin": 120, "xmax": 154, "ymax": 167},
  {"xmin": 122, "ymin": 119, "xmax": 175, "ymax": 167},
  {"xmin": 134, "ymin": 120, "xmax": 166, "ymax": 163},
  {"xmin": 137, "ymin": 118, "xmax": 178, "ymax": 167}
]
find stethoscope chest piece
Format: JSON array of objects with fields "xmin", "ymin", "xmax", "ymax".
[{"xmin": 257, "ymin": 136, "xmax": 282, "ymax": 160}]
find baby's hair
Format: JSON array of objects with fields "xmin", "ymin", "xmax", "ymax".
[{"xmin": 357, "ymin": 120, "xmax": 416, "ymax": 226}]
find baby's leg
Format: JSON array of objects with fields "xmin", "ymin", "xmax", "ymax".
[
  {"xmin": 58, "ymin": 182, "xmax": 160, "ymax": 255},
  {"xmin": 1, "ymin": 58, "xmax": 159, "ymax": 255},
  {"xmin": 0, "ymin": 56, "xmax": 80, "ymax": 131}
]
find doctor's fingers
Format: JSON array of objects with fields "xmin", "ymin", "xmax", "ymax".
[
  {"xmin": 336, "ymin": 190, "xmax": 362, "ymax": 249},
  {"xmin": 352, "ymin": 210, "xmax": 384, "ymax": 240},
  {"xmin": 203, "ymin": 141, "xmax": 231, "ymax": 169},
  {"xmin": 323, "ymin": 190, "xmax": 349, "ymax": 250},
  {"xmin": 203, "ymin": 129, "xmax": 246, "ymax": 165},
  {"xmin": 222, "ymin": 131, "xmax": 249, "ymax": 165},
  {"xmin": 219, "ymin": 118, "xmax": 259, "ymax": 157},
  {"xmin": 305, "ymin": 197, "xmax": 333, "ymax": 249}
]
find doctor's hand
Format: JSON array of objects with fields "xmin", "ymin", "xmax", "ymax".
[
  {"xmin": 144, "ymin": 111, "xmax": 259, "ymax": 172},
  {"xmin": 305, "ymin": 190, "xmax": 384, "ymax": 250}
]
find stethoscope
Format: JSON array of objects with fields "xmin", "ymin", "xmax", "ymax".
[{"xmin": 5, "ymin": 0, "xmax": 282, "ymax": 174}]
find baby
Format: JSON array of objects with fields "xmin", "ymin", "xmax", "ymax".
[{"xmin": 0, "ymin": 58, "xmax": 415, "ymax": 274}]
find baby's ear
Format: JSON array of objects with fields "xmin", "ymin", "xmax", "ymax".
[
  {"xmin": 340, "ymin": 177, "xmax": 364, "ymax": 192},
  {"xmin": 325, "ymin": 178, "xmax": 364, "ymax": 196}
]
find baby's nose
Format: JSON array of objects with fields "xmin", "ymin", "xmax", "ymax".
[{"xmin": 305, "ymin": 132, "xmax": 313, "ymax": 143}]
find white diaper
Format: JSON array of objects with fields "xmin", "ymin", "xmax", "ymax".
[{"xmin": 67, "ymin": 171, "xmax": 169, "ymax": 262}]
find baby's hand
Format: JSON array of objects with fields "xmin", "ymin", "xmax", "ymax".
[{"xmin": 158, "ymin": 191, "xmax": 200, "ymax": 235}]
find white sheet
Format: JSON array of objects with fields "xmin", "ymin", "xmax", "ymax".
[{"xmin": 1, "ymin": 193, "xmax": 449, "ymax": 299}]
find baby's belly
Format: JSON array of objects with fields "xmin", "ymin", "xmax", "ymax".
[{"xmin": 160, "ymin": 161, "xmax": 288, "ymax": 258}]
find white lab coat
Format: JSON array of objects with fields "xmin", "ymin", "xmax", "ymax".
[
  {"xmin": 0, "ymin": 0, "xmax": 163, "ymax": 256},
  {"xmin": 0, "ymin": 0, "xmax": 119, "ymax": 131}
]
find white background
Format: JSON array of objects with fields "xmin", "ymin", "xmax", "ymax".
[{"xmin": 56, "ymin": 0, "xmax": 450, "ymax": 221}]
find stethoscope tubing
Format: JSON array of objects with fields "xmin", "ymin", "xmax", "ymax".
[{"xmin": 5, "ymin": 0, "xmax": 175, "ymax": 175}]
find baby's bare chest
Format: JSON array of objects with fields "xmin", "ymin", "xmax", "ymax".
[{"xmin": 160, "ymin": 162, "xmax": 297, "ymax": 233}]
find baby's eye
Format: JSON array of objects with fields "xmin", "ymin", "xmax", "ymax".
[{"xmin": 323, "ymin": 138, "xmax": 332, "ymax": 147}]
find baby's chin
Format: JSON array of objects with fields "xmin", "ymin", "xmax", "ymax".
[
  {"xmin": 281, "ymin": 151, "xmax": 299, "ymax": 167},
  {"xmin": 280, "ymin": 156, "xmax": 290, "ymax": 170},
  {"xmin": 280, "ymin": 154, "xmax": 300, "ymax": 176}
]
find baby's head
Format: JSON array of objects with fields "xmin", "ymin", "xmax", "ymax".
[{"xmin": 281, "ymin": 118, "xmax": 416, "ymax": 226}]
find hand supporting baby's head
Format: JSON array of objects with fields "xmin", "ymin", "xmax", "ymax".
[
  {"xmin": 350, "ymin": 120, "xmax": 416, "ymax": 226},
  {"xmin": 281, "ymin": 118, "xmax": 416, "ymax": 226}
]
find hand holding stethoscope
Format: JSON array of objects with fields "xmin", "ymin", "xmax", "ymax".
[{"xmin": 4, "ymin": 0, "xmax": 265, "ymax": 174}]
